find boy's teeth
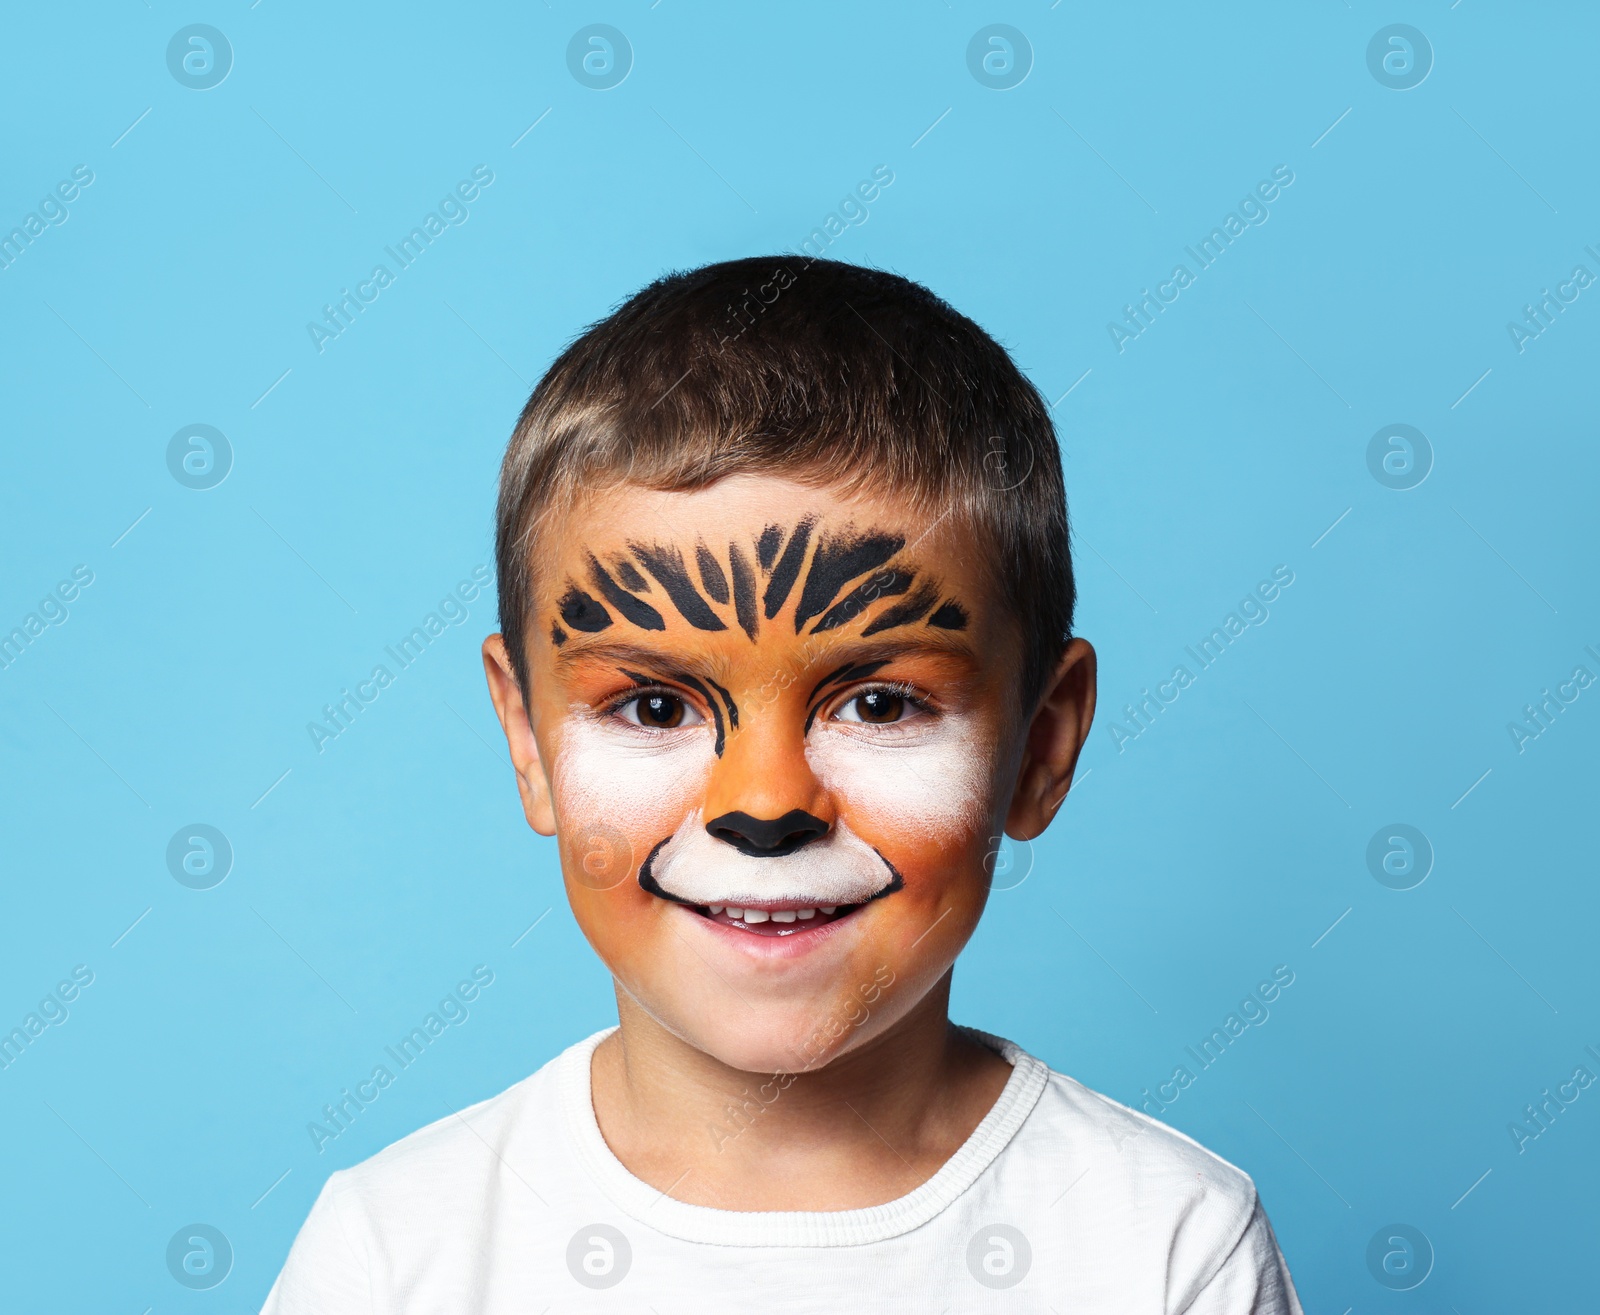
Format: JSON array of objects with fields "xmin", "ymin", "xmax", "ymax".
[{"xmin": 702, "ymin": 904, "xmax": 844, "ymax": 925}]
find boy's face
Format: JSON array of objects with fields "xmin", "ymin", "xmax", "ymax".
[{"xmin": 485, "ymin": 474, "xmax": 1093, "ymax": 1075}]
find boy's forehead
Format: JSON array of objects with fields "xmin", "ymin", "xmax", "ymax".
[
  {"xmin": 555, "ymin": 475, "xmax": 933, "ymax": 545},
  {"xmin": 535, "ymin": 476, "xmax": 991, "ymax": 666}
]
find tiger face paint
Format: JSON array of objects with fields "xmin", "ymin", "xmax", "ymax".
[{"xmin": 505, "ymin": 475, "xmax": 1032, "ymax": 1076}]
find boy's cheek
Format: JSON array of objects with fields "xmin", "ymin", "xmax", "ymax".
[
  {"xmin": 547, "ymin": 721, "xmax": 712, "ymax": 850},
  {"xmin": 548, "ymin": 756, "xmax": 713, "ymax": 936},
  {"xmin": 563, "ymin": 880, "xmax": 659, "ymax": 967},
  {"xmin": 858, "ymin": 816, "xmax": 991, "ymax": 899},
  {"xmin": 805, "ymin": 727, "xmax": 998, "ymax": 861},
  {"xmin": 559, "ymin": 822, "xmax": 643, "ymax": 897}
]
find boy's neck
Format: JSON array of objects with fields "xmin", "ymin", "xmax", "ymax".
[{"xmin": 588, "ymin": 977, "xmax": 1015, "ymax": 1212}]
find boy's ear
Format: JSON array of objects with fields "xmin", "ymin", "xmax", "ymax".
[
  {"xmin": 1005, "ymin": 638, "xmax": 1097, "ymax": 842},
  {"xmin": 482, "ymin": 634, "xmax": 557, "ymax": 836}
]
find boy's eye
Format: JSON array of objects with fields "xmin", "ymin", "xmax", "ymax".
[
  {"xmin": 618, "ymin": 692, "xmax": 703, "ymax": 729},
  {"xmin": 836, "ymin": 690, "xmax": 906, "ymax": 724}
]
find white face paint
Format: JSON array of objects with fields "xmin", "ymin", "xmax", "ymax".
[
  {"xmin": 804, "ymin": 708, "xmax": 993, "ymax": 848},
  {"xmin": 645, "ymin": 810, "xmax": 896, "ymax": 907},
  {"xmin": 549, "ymin": 689, "xmax": 994, "ymax": 901},
  {"xmin": 549, "ymin": 705, "xmax": 713, "ymax": 854}
]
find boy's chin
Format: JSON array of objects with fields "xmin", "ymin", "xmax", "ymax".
[
  {"xmin": 610, "ymin": 967, "xmax": 903, "ymax": 1075},
  {"xmin": 671, "ymin": 1006, "xmax": 890, "ymax": 1077}
]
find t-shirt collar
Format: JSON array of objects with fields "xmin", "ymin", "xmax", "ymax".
[{"xmin": 559, "ymin": 1023, "xmax": 1049, "ymax": 1248}]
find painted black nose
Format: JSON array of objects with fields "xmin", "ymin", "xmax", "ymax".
[{"xmin": 705, "ymin": 809, "xmax": 829, "ymax": 857}]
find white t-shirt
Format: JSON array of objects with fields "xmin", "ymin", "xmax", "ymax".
[{"xmin": 261, "ymin": 1026, "xmax": 1303, "ymax": 1313}]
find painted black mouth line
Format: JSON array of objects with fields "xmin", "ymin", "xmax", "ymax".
[{"xmin": 637, "ymin": 837, "xmax": 905, "ymax": 916}]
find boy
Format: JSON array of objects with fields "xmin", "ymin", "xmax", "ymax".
[{"xmin": 262, "ymin": 258, "xmax": 1302, "ymax": 1312}]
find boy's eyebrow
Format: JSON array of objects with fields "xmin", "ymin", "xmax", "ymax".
[
  {"xmin": 798, "ymin": 634, "xmax": 981, "ymax": 719},
  {"xmin": 551, "ymin": 639, "xmax": 731, "ymax": 683},
  {"xmin": 551, "ymin": 631, "xmax": 981, "ymax": 685},
  {"xmin": 802, "ymin": 632, "xmax": 980, "ymax": 691}
]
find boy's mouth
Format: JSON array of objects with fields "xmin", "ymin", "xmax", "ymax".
[
  {"xmin": 641, "ymin": 863, "xmax": 896, "ymax": 937},
  {"xmin": 694, "ymin": 899, "xmax": 864, "ymax": 936}
]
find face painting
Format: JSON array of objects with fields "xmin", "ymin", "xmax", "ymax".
[{"xmin": 519, "ymin": 476, "xmax": 1025, "ymax": 1074}]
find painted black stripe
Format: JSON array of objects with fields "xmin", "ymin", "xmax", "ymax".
[
  {"xmin": 860, "ymin": 579, "xmax": 940, "ymax": 637},
  {"xmin": 763, "ymin": 517, "xmax": 814, "ymax": 620},
  {"xmin": 696, "ymin": 544, "xmax": 729, "ymax": 604},
  {"xmin": 729, "ymin": 542, "xmax": 758, "ymax": 640},
  {"xmin": 928, "ymin": 600, "xmax": 970, "ymax": 630},
  {"xmin": 807, "ymin": 659, "xmax": 890, "ymax": 706},
  {"xmin": 811, "ymin": 570, "xmax": 913, "ymax": 633},
  {"xmin": 631, "ymin": 543, "xmax": 728, "ymax": 632},
  {"xmin": 705, "ymin": 675, "xmax": 740, "ymax": 729},
  {"xmin": 614, "ymin": 558, "xmax": 650, "ymax": 592},
  {"xmin": 867, "ymin": 849, "xmax": 906, "ymax": 899},
  {"xmin": 756, "ymin": 524, "xmax": 783, "ymax": 572},
  {"xmin": 792, "ymin": 532, "xmax": 905, "ymax": 633},
  {"xmin": 672, "ymin": 671, "xmax": 726, "ymax": 756},
  {"xmin": 636, "ymin": 836, "xmax": 687, "ymax": 905},
  {"xmin": 589, "ymin": 557, "xmax": 666, "ymax": 631},
  {"xmin": 558, "ymin": 585, "xmax": 613, "ymax": 633}
]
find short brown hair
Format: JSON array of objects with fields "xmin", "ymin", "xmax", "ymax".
[{"xmin": 495, "ymin": 257, "xmax": 1074, "ymax": 704}]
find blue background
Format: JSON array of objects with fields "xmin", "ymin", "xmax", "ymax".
[{"xmin": 2, "ymin": 2, "xmax": 1595, "ymax": 1309}]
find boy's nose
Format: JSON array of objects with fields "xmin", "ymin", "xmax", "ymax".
[
  {"xmin": 700, "ymin": 709, "xmax": 834, "ymax": 852},
  {"xmin": 705, "ymin": 809, "xmax": 829, "ymax": 857}
]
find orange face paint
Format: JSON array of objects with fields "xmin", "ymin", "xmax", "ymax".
[{"xmin": 521, "ymin": 475, "xmax": 1026, "ymax": 1075}]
